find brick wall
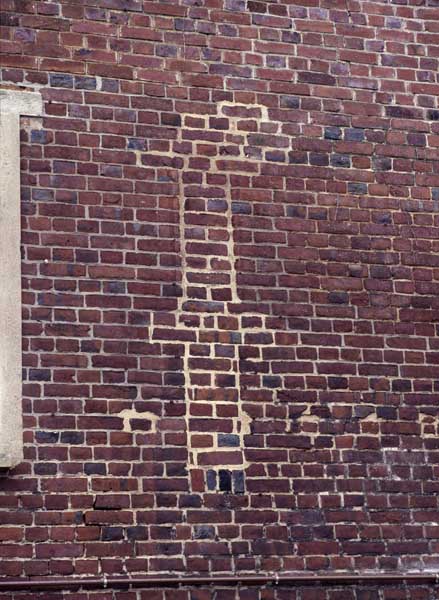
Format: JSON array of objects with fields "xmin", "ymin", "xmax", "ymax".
[
  {"xmin": 0, "ymin": 585, "xmax": 438, "ymax": 600},
  {"xmin": 1, "ymin": 0, "xmax": 439, "ymax": 597}
]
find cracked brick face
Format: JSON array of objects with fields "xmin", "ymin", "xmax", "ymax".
[{"xmin": 1, "ymin": 1, "xmax": 439, "ymax": 598}]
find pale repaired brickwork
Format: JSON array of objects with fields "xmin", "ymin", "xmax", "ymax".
[{"xmin": 1, "ymin": 0, "xmax": 439, "ymax": 598}]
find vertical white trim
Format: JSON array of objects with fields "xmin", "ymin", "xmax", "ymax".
[{"xmin": 0, "ymin": 90, "xmax": 42, "ymax": 468}]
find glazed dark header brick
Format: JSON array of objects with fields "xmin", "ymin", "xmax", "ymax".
[{"xmin": 1, "ymin": 0, "xmax": 439, "ymax": 597}]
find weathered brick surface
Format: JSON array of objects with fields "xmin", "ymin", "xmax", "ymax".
[
  {"xmin": 1, "ymin": 585, "xmax": 439, "ymax": 600},
  {"xmin": 181, "ymin": 590, "xmax": 429, "ymax": 599},
  {"xmin": 1, "ymin": 0, "xmax": 439, "ymax": 596}
]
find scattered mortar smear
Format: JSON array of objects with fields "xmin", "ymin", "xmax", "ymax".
[{"xmin": 119, "ymin": 408, "xmax": 159, "ymax": 434}]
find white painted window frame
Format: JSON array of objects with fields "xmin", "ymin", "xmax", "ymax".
[{"xmin": 0, "ymin": 89, "xmax": 42, "ymax": 468}]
